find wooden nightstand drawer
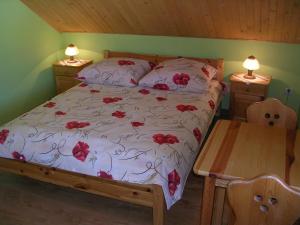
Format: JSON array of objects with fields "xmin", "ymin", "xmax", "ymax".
[
  {"xmin": 232, "ymin": 93, "xmax": 262, "ymax": 120},
  {"xmin": 229, "ymin": 73, "xmax": 271, "ymax": 120},
  {"xmin": 55, "ymin": 76, "xmax": 81, "ymax": 93},
  {"xmin": 53, "ymin": 60, "xmax": 92, "ymax": 94},
  {"xmin": 231, "ymin": 82, "xmax": 266, "ymax": 96},
  {"xmin": 53, "ymin": 66, "xmax": 83, "ymax": 77}
]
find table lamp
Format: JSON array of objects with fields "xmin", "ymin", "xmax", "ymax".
[
  {"xmin": 65, "ymin": 44, "xmax": 79, "ymax": 63},
  {"xmin": 243, "ymin": 55, "xmax": 260, "ymax": 79}
]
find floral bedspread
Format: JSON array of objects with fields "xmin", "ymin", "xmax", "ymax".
[{"xmin": 0, "ymin": 81, "xmax": 222, "ymax": 209}]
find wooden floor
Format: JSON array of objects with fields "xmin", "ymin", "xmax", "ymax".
[{"xmin": 0, "ymin": 172, "xmax": 203, "ymax": 225}]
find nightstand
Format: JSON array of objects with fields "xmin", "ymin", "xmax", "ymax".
[
  {"xmin": 230, "ymin": 73, "xmax": 271, "ymax": 120},
  {"xmin": 53, "ymin": 59, "xmax": 93, "ymax": 93}
]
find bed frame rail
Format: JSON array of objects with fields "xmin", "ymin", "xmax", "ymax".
[{"xmin": 0, "ymin": 157, "xmax": 165, "ymax": 225}]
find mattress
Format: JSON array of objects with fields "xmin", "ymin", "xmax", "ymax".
[{"xmin": 0, "ymin": 81, "xmax": 222, "ymax": 209}]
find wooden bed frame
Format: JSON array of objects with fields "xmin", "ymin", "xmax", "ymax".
[{"xmin": 0, "ymin": 50, "xmax": 224, "ymax": 225}]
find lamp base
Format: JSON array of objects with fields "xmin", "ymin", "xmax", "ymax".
[
  {"xmin": 244, "ymin": 70, "xmax": 256, "ymax": 79},
  {"xmin": 66, "ymin": 55, "xmax": 77, "ymax": 63},
  {"xmin": 243, "ymin": 74, "xmax": 256, "ymax": 79},
  {"xmin": 66, "ymin": 59, "xmax": 78, "ymax": 63}
]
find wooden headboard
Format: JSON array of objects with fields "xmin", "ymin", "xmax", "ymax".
[{"xmin": 103, "ymin": 50, "xmax": 224, "ymax": 81}]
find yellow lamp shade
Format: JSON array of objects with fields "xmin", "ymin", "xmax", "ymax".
[
  {"xmin": 65, "ymin": 44, "xmax": 79, "ymax": 63},
  {"xmin": 243, "ymin": 55, "xmax": 260, "ymax": 79}
]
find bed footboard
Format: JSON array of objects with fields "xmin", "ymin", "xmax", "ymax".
[{"xmin": 0, "ymin": 157, "xmax": 165, "ymax": 225}]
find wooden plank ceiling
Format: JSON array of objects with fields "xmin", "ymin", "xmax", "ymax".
[{"xmin": 21, "ymin": 0, "xmax": 300, "ymax": 44}]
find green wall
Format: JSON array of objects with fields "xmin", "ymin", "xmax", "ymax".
[
  {"xmin": 1, "ymin": 1, "xmax": 299, "ymax": 126},
  {"xmin": 62, "ymin": 33, "xmax": 300, "ymax": 121},
  {"xmin": 0, "ymin": 0, "xmax": 62, "ymax": 125}
]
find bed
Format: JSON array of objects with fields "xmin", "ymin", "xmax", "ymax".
[{"xmin": 0, "ymin": 50, "xmax": 224, "ymax": 225}]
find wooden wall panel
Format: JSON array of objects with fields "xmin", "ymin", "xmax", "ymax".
[{"xmin": 21, "ymin": 0, "xmax": 300, "ymax": 44}]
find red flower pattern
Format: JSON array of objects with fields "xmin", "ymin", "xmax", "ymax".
[
  {"xmin": 77, "ymin": 122, "xmax": 90, "ymax": 128},
  {"xmin": 66, "ymin": 121, "xmax": 77, "ymax": 129},
  {"xmin": 72, "ymin": 141, "xmax": 90, "ymax": 162},
  {"xmin": 131, "ymin": 121, "xmax": 144, "ymax": 127},
  {"xmin": 176, "ymin": 104, "xmax": 198, "ymax": 112},
  {"xmin": 152, "ymin": 134, "xmax": 165, "ymax": 145},
  {"xmin": 153, "ymin": 83, "xmax": 170, "ymax": 91},
  {"xmin": 103, "ymin": 97, "xmax": 123, "ymax": 104},
  {"xmin": 97, "ymin": 170, "xmax": 113, "ymax": 179},
  {"xmin": 65, "ymin": 121, "xmax": 90, "ymax": 129},
  {"xmin": 165, "ymin": 134, "xmax": 180, "ymax": 144},
  {"xmin": 156, "ymin": 97, "xmax": 167, "ymax": 101},
  {"xmin": 43, "ymin": 102, "xmax": 56, "ymax": 108},
  {"xmin": 118, "ymin": 60, "xmax": 135, "ymax": 66},
  {"xmin": 12, "ymin": 151, "xmax": 26, "ymax": 161},
  {"xmin": 90, "ymin": 89, "xmax": 100, "ymax": 93},
  {"xmin": 201, "ymin": 66, "xmax": 210, "ymax": 78},
  {"xmin": 153, "ymin": 134, "xmax": 179, "ymax": 145},
  {"xmin": 55, "ymin": 111, "xmax": 66, "ymax": 116},
  {"xmin": 130, "ymin": 78, "xmax": 138, "ymax": 85},
  {"xmin": 173, "ymin": 73, "xmax": 190, "ymax": 85},
  {"xmin": 79, "ymin": 83, "xmax": 88, "ymax": 87},
  {"xmin": 168, "ymin": 169, "xmax": 180, "ymax": 196},
  {"xmin": 149, "ymin": 61, "xmax": 157, "ymax": 70},
  {"xmin": 193, "ymin": 128, "xmax": 202, "ymax": 143},
  {"xmin": 208, "ymin": 100, "xmax": 215, "ymax": 110},
  {"xmin": 0, "ymin": 129, "xmax": 9, "ymax": 144},
  {"xmin": 112, "ymin": 111, "xmax": 126, "ymax": 118},
  {"xmin": 139, "ymin": 89, "xmax": 150, "ymax": 95}
]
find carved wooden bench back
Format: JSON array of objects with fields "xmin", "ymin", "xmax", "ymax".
[
  {"xmin": 227, "ymin": 175, "xmax": 300, "ymax": 225},
  {"xmin": 247, "ymin": 98, "xmax": 297, "ymax": 130}
]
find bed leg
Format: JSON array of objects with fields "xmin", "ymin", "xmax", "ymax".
[{"xmin": 152, "ymin": 185, "xmax": 165, "ymax": 225}]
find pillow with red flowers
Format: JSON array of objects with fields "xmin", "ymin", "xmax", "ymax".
[
  {"xmin": 138, "ymin": 58, "xmax": 218, "ymax": 93},
  {"xmin": 76, "ymin": 57, "xmax": 153, "ymax": 87}
]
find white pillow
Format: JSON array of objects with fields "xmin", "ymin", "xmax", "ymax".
[
  {"xmin": 138, "ymin": 58, "xmax": 218, "ymax": 93},
  {"xmin": 77, "ymin": 57, "xmax": 152, "ymax": 87}
]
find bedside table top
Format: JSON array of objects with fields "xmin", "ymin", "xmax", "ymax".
[
  {"xmin": 230, "ymin": 72, "xmax": 271, "ymax": 86},
  {"xmin": 53, "ymin": 59, "xmax": 93, "ymax": 67}
]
